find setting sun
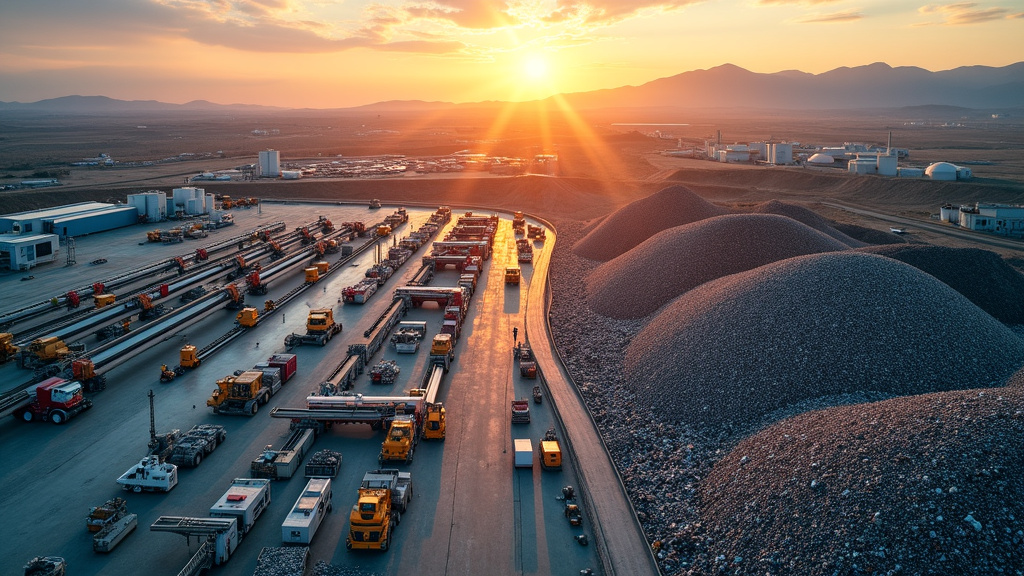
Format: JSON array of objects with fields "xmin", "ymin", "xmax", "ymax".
[{"xmin": 522, "ymin": 54, "xmax": 550, "ymax": 82}]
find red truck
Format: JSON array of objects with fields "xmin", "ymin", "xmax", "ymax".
[
  {"xmin": 16, "ymin": 377, "xmax": 93, "ymax": 424},
  {"xmin": 265, "ymin": 354, "xmax": 297, "ymax": 383}
]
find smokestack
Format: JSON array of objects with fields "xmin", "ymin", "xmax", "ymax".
[
  {"xmin": 887, "ymin": 131, "xmax": 892, "ymax": 155},
  {"xmin": 716, "ymin": 130, "xmax": 721, "ymax": 145}
]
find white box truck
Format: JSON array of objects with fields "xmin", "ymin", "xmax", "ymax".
[
  {"xmin": 209, "ymin": 478, "xmax": 271, "ymax": 538},
  {"xmin": 514, "ymin": 439, "xmax": 533, "ymax": 468},
  {"xmin": 281, "ymin": 478, "xmax": 332, "ymax": 544}
]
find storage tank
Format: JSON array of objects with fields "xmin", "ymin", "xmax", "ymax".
[
  {"xmin": 206, "ymin": 194, "xmax": 216, "ymax": 214},
  {"xmin": 128, "ymin": 194, "xmax": 147, "ymax": 217},
  {"xmin": 807, "ymin": 153, "xmax": 835, "ymax": 165},
  {"xmin": 939, "ymin": 204, "xmax": 958, "ymax": 222},
  {"xmin": 145, "ymin": 192, "xmax": 166, "ymax": 222},
  {"xmin": 925, "ymin": 162, "xmax": 958, "ymax": 181},
  {"xmin": 186, "ymin": 198, "xmax": 202, "ymax": 215}
]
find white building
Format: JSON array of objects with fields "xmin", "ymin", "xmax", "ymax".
[
  {"xmin": 128, "ymin": 191, "xmax": 168, "ymax": 223},
  {"xmin": 768, "ymin": 143, "xmax": 793, "ymax": 165},
  {"xmin": 172, "ymin": 187, "xmax": 207, "ymax": 215},
  {"xmin": 259, "ymin": 150, "xmax": 281, "ymax": 178},
  {"xmin": 925, "ymin": 162, "xmax": 972, "ymax": 181},
  {"xmin": 0, "ymin": 233, "xmax": 60, "ymax": 270},
  {"xmin": 956, "ymin": 203, "xmax": 1024, "ymax": 237}
]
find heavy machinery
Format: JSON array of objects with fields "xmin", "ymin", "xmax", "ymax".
[
  {"xmin": 518, "ymin": 343, "xmax": 537, "ymax": 379},
  {"xmin": 159, "ymin": 363, "xmax": 185, "ymax": 382},
  {"xmin": 207, "ymin": 369, "xmax": 280, "ymax": 416},
  {"xmin": 250, "ymin": 427, "xmax": 316, "ymax": 480},
  {"xmin": 504, "ymin": 267, "xmax": 521, "ymax": 285},
  {"xmin": 429, "ymin": 333, "xmax": 454, "ymax": 371},
  {"xmin": 117, "ymin": 456, "xmax": 178, "ymax": 493},
  {"xmin": 235, "ymin": 307, "xmax": 259, "ymax": 327},
  {"xmin": 379, "ymin": 414, "xmax": 420, "ymax": 464},
  {"xmin": 178, "ymin": 344, "xmax": 200, "ymax": 368},
  {"xmin": 563, "ymin": 485, "xmax": 583, "ymax": 526},
  {"xmin": 167, "ymin": 424, "xmax": 227, "ymax": 467},
  {"xmin": 284, "ymin": 308, "xmax": 342, "ymax": 348},
  {"xmin": 369, "ymin": 199, "xmax": 382, "ymax": 209},
  {"xmin": 423, "ymin": 403, "xmax": 446, "ymax": 441},
  {"xmin": 86, "ymin": 497, "xmax": 128, "ymax": 533},
  {"xmin": 511, "ymin": 398, "xmax": 531, "ymax": 424},
  {"xmin": 533, "ymin": 385, "xmax": 543, "ymax": 403},
  {"xmin": 14, "ymin": 377, "xmax": 93, "ymax": 424},
  {"xmin": 346, "ymin": 469, "xmax": 411, "ymax": 552},
  {"xmin": 539, "ymin": 427, "xmax": 562, "ymax": 470},
  {"xmin": 18, "ymin": 336, "xmax": 72, "ymax": 369},
  {"xmin": 305, "ymin": 449, "xmax": 342, "ymax": 478},
  {"xmin": 1, "ymin": 332, "xmax": 19, "ymax": 363}
]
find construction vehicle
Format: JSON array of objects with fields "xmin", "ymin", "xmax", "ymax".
[
  {"xmin": 1, "ymin": 332, "xmax": 19, "ymax": 363},
  {"xmin": 207, "ymin": 369, "xmax": 280, "ymax": 416},
  {"xmin": 533, "ymin": 385, "xmax": 543, "ymax": 404},
  {"xmin": 235, "ymin": 307, "xmax": 259, "ymax": 327},
  {"xmin": 250, "ymin": 427, "xmax": 316, "ymax": 480},
  {"xmin": 19, "ymin": 336, "xmax": 72, "ymax": 369},
  {"xmin": 539, "ymin": 428, "xmax": 562, "ymax": 470},
  {"xmin": 264, "ymin": 353, "xmax": 298, "ymax": 383},
  {"xmin": 369, "ymin": 199, "xmax": 382, "ymax": 209},
  {"xmin": 423, "ymin": 403, "xmax": 446, "ymax": 441},
  {"xmin": 504, "ymin": 267, "xmax": 521, "ymax": 285},
  {"xmin": 511, "ymin": 398, "xmax": 531, "ymax": 424},
  {"xmin": 563, "ymin": 485, "xmax": 583, "ymax": 526},
  {"xmin": 23, "ymin": 556, "xmax": 66, "ymax": 576},
  {"xmin": 527, "ymin": 224, "xmax": 546, "ymax": 240},
  {"xmin": 209, "ymin": 478, "xmax": 272, "ymax": 537},
  {"xmin": 178, "ymin": 344, "xmax": 200, "ymax": 368},
  {"xmin": 281, "ymin": 478, "xmax": 332, "ymax": 544},
  {"xmin": 284, "ymin": 308, "xmax": 342, "ymax": 348},
  {"xmin": 246, "ymin": 270, "xmax": 269, "ymax": 295},
  {"xmin": 15, "ymin": 377, "xmax": 93, "ymax": 424},
  {"xmin": 135, "ymin": 293, "xmax": 164, "ymax": 320},
  {"xmin": 346, "ymin": 469, "xmax": 411, "ymax": 552},
  {"xmin": 517, "ymin": 238, "xmax": 533, "ymax": 263},
  {"xmin": 379, "ymin": 414, "xmax": 420, "ymax": 464},
  {"xmin": 342, "ymin": 278, "xmax": 378, "ymax": 304},
  {"xmin": 87, "ymin": 497, "xmax": 128, "ymax": 533},
  {"xmin": 159, "ymin": 363, "xmax": 185, "ymax": 382},
  {"xmin": 429, "ymin": 333, "xmax": 454, "ymax": 371},
  {"xmin": 167, "ymin": 424, "xmax": 227, "ymax": 467},
  {"xmin": 224, "ymin": 284, "xmax": 246, "ymax": 310},
  {"xmin": 92, "ymin": 512, "xmax": 137, "ymax": 553},
  {"xmin": 305, "ymin": 449, "xmax": 342, "ymax": 478},
  {"xmin": 518, "ymin": 343, "xmax": 537, "ymax": 379},
  {"xmin": 376, "ymin": 225, "xmax": 392, "ymax": 237},
  {"xmin": 117, "ymin": 456, "xmax": 178, "ymax": 493},
  {"xmin": 146, "ymin": 229, "xmax": 162, "ymax": 242}
]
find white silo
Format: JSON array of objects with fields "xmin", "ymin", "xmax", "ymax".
[
  {"xmin": 259, "ymin": 150, "xmax": 281, "ymax": 177},
  {"xmin": 206, "ymin": 194, "xmax": 216, "ymax": 214},
  {"xmin": 146, "ymin": 191, "xmax": 167, "ymax": 221},
  {"xmin": 925, "ymin": 162, "xmax": 958, "ymax": 181},
  {"xmin": 127, "ymin": 193, "xmax": 147, "ymax": 217}
]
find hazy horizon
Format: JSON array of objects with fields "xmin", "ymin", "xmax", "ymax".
[{"xmin": 2, "ymin": 0, "xmax": 1022, "ymax": 108}]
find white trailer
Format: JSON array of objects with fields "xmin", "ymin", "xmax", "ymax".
[
  {"xmin": 514, "ymin": 439, "xmax": 533, "ymax": 468},
  {"xmin": 209, "ymin": 478, "xmax": 271, "ymax": 537},
  {"xmin": 281, "ymin": 478, "xmax": 333, "ymax": 544},
  {"xmin": 116, "ymin": 456, "xmax": 178, "ymax": 493}
]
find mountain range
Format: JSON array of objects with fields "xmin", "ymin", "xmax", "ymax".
[{"xmin": 2, "ymin": 62, "xmax": 1022, "ymax": 114}]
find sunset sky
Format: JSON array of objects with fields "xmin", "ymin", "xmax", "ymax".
[{"xmin": 1, "ymin": 0, "xmax": 1022, "ymax": 108}]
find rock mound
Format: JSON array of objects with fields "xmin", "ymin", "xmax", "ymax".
[
  {"xmin": 572, "ymin": 185, "xmax": 726, "ymax": 261},
  {"xmin": 744, "ymin": 199, "xmax": 865, "ymax": 247},
  {"xmin": 690, "ymin": 387, "xmax": 1024, "ymax": 575},
  {"xmin": 623, "ymin": 251, "xmax": 1024, "ymax": 427},
  {"xmin": 859, "ymin": 244, "xmax": 1024, "ymax": 325},
  {"xmin": 586, "ymin": 214, "xmax": 849, "ymax": 319}
]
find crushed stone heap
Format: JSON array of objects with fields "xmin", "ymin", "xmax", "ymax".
[
  {"xmin": 573, "ymin": 184, "xmax": 726, "ymax": 261},
  {"xmin": 689, "ymin": 386, "xmax": 1024, "ymax": 576},
  {"xmin": 745, "ymin": 199, "xmax": 866, "ymax": 247},
  {"xmin": 624, "ymin": 251, "xmax": 1024, "ymax": 427},
  {"xmin": 859, "ymin": 244, "xmax": 1024, "ymax": 325},
  {"xmin": 587, "ymin": 214, "xmax": 850, "ymax": 319}
]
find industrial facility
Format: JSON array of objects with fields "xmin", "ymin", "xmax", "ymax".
[
  {"xmin": 939, "ymin": 202, "xmax": 1023, "ymax": 236},
  {"xmin": 0, "ymin": 202, "xmax": 138, "ymax": 237},
  {"xmin": 0, "ymin": 233, "xmax": 60, "ymax": 271},
  {"xmin": 127, "ymin": 187, "xmax": 215, "ymax": 222},
  {"xmin": 259, "ymin": 150, "xmax": 281, "ymax": 178}
]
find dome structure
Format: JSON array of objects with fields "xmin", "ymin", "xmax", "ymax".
[
  {"xmin": 925, "ymin": 162, "xmax": 958, "ymax": 181},
  {"xmin": 807, "ymin": 153, "xmax": 835, "ymax": 164}
]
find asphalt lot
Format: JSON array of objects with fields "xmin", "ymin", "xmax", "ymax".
[{"xmin": 0, "ymin": 203, "xmax": 603, "ymax": 576}]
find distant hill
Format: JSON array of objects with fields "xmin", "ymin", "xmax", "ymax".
[{"xmin": 2, "ymin": 62, "xmax": 1022, "ymax": 113}]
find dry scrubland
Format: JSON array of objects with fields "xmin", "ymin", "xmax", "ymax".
[{"xmin": 4, "ymin": 108, "xmax": 1024, "ymax": 575}]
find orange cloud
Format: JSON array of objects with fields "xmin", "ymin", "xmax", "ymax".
[
  {"xmin": 795, "ymin": 9, "xmax": 864, "ymax": 23},
  {"xmin": 917, "ymin": 2, "xmax": 1014, "ymax": 24}
]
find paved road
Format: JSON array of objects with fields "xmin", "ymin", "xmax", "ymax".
[{"xmin": 525, "ymin": 227, "xmax": 661, "ymax": 576}]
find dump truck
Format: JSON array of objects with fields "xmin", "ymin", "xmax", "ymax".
[
  {"xmin": 167, "ymin": 424, "xmax": 227, "ymax": 467},
  {"xmin": 15, "ymin": 377, "xmax": 93, "ymax": 425},
  {"xmin": 346, "ymin": 469, "xmax": 412, "ymax": 552},
  {"xmin": 305, "ymin": 449, "xmax": 342, "ymax": 478},
  {"xmin": 284, "ymin": 308, "xmax": 342, "ymax": 348},
  {"xmin": 539, "ymin": 428, "xmax": 562, "ymax": 470},
  {"xmin": 379, "ymin": 415, "xmax": 420, "ymax": 464},
  {"xmin": 504, "ymin": 267, "xmax": 521, "ymax": 285},
  {"xmin": 210, "ymin": 478, "xmax": 272, "ymax": 538},
  {"xmin": 117, "ymin": 456, "xmax": 178, "ymax": 493},
  {"xmin": 207, "ymin": 369, "xmax": 280, "ymax": 416},
  {"xmin": 511, "ymin": 398, "xmax": 531, "ymax": 423},
  {"xmin": 429, "ymin": 333, "xmax": 454, "ymax": 371},
  {"xmin": 423, "ymin": 403, "xmax": 446, "ymax": 441}
]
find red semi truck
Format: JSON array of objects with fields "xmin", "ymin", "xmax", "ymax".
[{"xmin": 16, "ymin": 377, "xmax": 93, "ymax": 424}]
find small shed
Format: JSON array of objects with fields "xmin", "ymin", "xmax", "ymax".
[{"xmin": 0, "ymin": 233, "xmax": 59, "ymax": 270}]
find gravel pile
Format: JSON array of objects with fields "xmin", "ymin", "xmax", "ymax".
[
  {"xmin": 253, "ymin": 547, "xmax": 308, "ymax": 576},
  {"xmin": 623, "ymin": 251, "xmax": 1024, "ymax": 427},
  {"xmin": 311, "ymin": 561, "xmax": 383, "ymax": 576},
  {"xmin": 572, "ymin": 185, "xmax": 727, "ymax": 261},
  {"xmin": 742, "ymin": 199, "xmax": 866, "ymax": 247},
  {"xmin": 688, "ymin": 386, "xmax": 1024, "ymax": 575},
  {"xmin": 859, "ymin": 244, "xmax": 1024, "ymax": 325},
  {"xmin": 586, "ymin": 214, "xmax": 849, "ymax": 319}
]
